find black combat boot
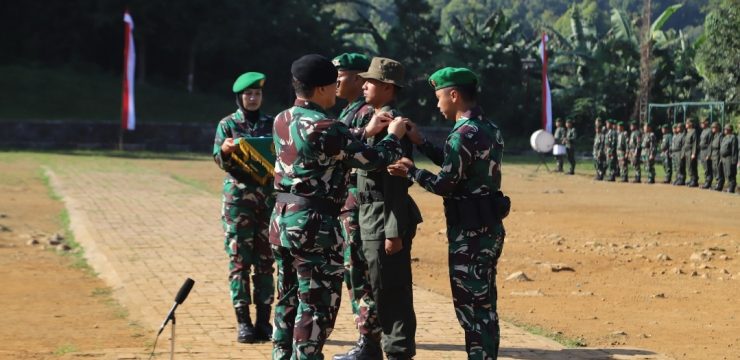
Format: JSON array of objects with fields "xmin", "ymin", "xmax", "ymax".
[
  {"xmin": 254, "ymin": 304, "xmax": 273, "ymax": 341},
  {"xmin": 385, "ymin": 353, "xmax": 412, "ymax": 360},
  {"xmin": 701, "ymin": 182, "xmax": 711, "ymax": 189},
  {"xmin": 334, "ymin": 335, "xmax": 382, "ymax": 360},
  {"xmin": 333, "ymin": 335, "xmax": 365, "ymax": 360},
  {"xmin": 235, "ymin": 306, "xmax": 255, "ymax": 343}
]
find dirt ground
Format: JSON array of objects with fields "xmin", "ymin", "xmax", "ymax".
[{"xmin": 1, "ymin": 152, "xmax": 738, "ymax": 360}]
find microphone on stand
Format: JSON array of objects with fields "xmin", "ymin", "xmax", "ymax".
[{"xmin": 157, "ymin": 278, "xmax": 195, "ymax": 336}]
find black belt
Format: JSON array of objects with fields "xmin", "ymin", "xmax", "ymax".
[
  {"xmin": 275, "ymin": 193, "xmax": 341, "ymax": 216},
  {"xmin": 357, "ymin": 190, "xmax": 384, "ymax": 204}
]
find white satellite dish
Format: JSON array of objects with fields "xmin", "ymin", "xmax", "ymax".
[{"xmin": 530, "ymin": 129, "xmax": 555, "ymax": 153}]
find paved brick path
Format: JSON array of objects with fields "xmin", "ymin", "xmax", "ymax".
[{"xmin": 47, "ymin": 166, "xmax": 672, "ymax": 360}]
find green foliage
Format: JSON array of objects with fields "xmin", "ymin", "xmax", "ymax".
[{"xmin": 696, "ymin": 0, "xmax": 740, "ymax": 102}]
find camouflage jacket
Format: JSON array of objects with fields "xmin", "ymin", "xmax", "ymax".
[
  {"xmin": 605, "ymin": 129, "xmax": 618, "ymax": 156},
  {"xmin": 628, "ymin": 130, "xmax": 642, "ymax": 158},
  {"xmin": 593, "ymin": 131, "xmax": 605, "ymax": 158},
  {"xmin": 699, "ymin": 128, "xmax": 713, "ymax": 151},
  {"xmin": 339, "ymin": 98, "xmax": 373, "ymax": 139},
  {"xmin": 617, "ymin": 131, "xmax": 629, "ymax": 155},
  {"xmin": 213, "ymin": 109, "xmax": 274, "ymax": 208},
  {"xmin": 659, "ymin": 133, "xmax": 672, "ymax": 156},
  {"xmin": 553, "ymin": 127, "xmax": 566, "ymax": 146},
  {"xmin": 641, "ymin": 132, "xmax": 657, "ymax": 160},
  {"xmin": 683, "ymin": 129, "xmax": 698, "ymax": 157},
  {"xmin": 412, "ymin": 106, "xmax": 504, "ymax": 200},
  {"xmin": 270, "ymin": 99, "xmax": 402, "ymax": 249}
]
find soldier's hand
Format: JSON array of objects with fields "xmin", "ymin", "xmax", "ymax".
[
  {"xmin": 404, "ymin": 119, "xmax": 425, "ymax": 145},
  {"xmin": 387, "ymin": 163, "xmax": 408, "ymax": 177},
  {"xmin": 388, "ymin": 117, "xmax": 408, "ymax": 138},
  {"xmin": 365, "ymin": 112, "xmax": 393, "ymax": 137},
  {"xmin": 221, "ymin": 138, "xmax": 238, "ymax": 155},
  {"xmin": 385, "ymin": 237, "xmax": 403, "ymax": 255}
]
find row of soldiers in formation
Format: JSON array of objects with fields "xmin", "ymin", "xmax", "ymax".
[
  {"xmin": 591, "ymin": 117, "xmax": 739, "ymax": 192},
  {"xmin": 213, "ymin": 53, "xmax": 506, "ymax": 360}
]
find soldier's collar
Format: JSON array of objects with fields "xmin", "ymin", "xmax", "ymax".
[
  {"xmin": 460, "ymin": 106, "xmax": 483, "ymax": 121},
  {"xmin": 293, "ymin": 98, "xmax": 327, "ymax": 114}
]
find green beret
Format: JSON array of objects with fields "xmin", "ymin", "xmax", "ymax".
[
  {"xmin": 232, "ymin": 72, "xmax": 265, "ymax": 93},
  {"xmin": 629, "ymin": 120, "xmax": 638, "ymax": 126},
  {"xmin": 617, "ymin": 121, "xmax": 625, "ymax": 127},
  {"xmin": 607, "ymin": 119, "xmax": 616, "ymax": 124},
  {"xmin": 566, "ymin": 119, "xmax": 574, "ymax": 124},
  {"xmin": 332, "ymin": 53, "xmax": 370, "ymax": 71},
  {"xmin": 429, "ymin": 67, "xmax": 478, "ymax": 90},
  {"xmin": 661, "ymin": 124, "xmax": 670, "ymax": 129}
]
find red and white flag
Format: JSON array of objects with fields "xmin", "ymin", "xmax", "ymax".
[
  {"xmin": 121, "ymin": 10, "xmax": 136, "ymax": 131},
  {"xmin": 539, "ymin": 33, "xmax": 552, "ymax": 133}
]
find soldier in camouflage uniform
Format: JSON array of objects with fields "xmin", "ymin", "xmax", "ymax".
[
  {"xmin": 672, "ymin": 123, "xmax": 686, "ymax": 186},
  {"xmin": 684, "ymin": 118, "xmax": 700, "ymax": 187},
  {"xmin": 213, "ymin": 72, "xmax": 275, "ymax": 343},
  {"xmin": 269, "ymin": 54, "xmax": 406, "ymax": 360},
  {"xmin": 699, "ymin": 118, "xmax": 714, "ymax": 189},
  {"xmin": 565, "ymin": 119, "xmax": 577, "ymax": 175},
  {"xmin": 659, "ymin": 124, "xmax": 672, "ymax": 184},
  {"xmin": 390, "ymin": 67, "xmax": 506, "ymax": 360},
  {"xmin": 331, "ymin": 53, "xmax": 384, "ymax": 360},
  {"xmin": 709, "ymin": 122, "xmax": 724, "ymax": 191},
  {"xmin": 605, "ymin": 119, "xmax": 619, "ymax": 181},
  {"xmin": 719, "ymin": 124, "xmax": 738, "ymax": 193},
  {"xmin": 553, "ymin": 118, "xmax": 565, "ymax": 172},
  {"xmin": 593, "ymin": 118, "xmax": 606, "ymax": 180},
  {"xmin": 616, "ymin": 121, "xmax": 629, "ymax": 182},
  {"xmin": 641, "ymin": 122, "xmax": 657, "ymax": 184},
  {"xmin": 628, "ymin": 120, "xmax": 642, "ymax": 183}
]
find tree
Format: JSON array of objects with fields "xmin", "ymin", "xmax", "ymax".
[{"xmin": 696, "ymin": 0, "xmax": 740, "ymax": 102}]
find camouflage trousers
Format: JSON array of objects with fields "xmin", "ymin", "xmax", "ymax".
[
  {"xmin": 593, "ymin": 154, "xmax": 606, "ymax": 180},
  {"xmin": 271, "ymin": 243, "xmax": 343, "ymax": 360},
  {"xmin": 339, "ymin": 187, "xmax": 379, "ymax": 338},
  {"xmin": 618, "ymin": 153, "xmax": 629, "ymax": 181},
  {"xmin": 607, "ymin": 152, "xmax": 619, "ymax": 180},
  {"xmin": 661, "ymin": 153, "xmax": 672, "ymax": 182},
  {"xmin": 448, "ymin": 223, "xmax": 505, "ymax": 360},
  {"xmin": 642, "ymin": 156, "xmax": 655, "ymax": 183},
  {"xmin": 222, "ymin": 202, "xmax": 274, "ymax": 307}
]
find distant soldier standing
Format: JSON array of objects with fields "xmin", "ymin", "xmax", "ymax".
[
  {"xmin": 628, "ymin": 120, "xmax": 642, "ymax": 183},
  {"xmin": 270, "ymin": 54, "xmax": 406, "ymax": 360},
  {"xmin": 672, "ymin": 123, "xmax": 686, "ymax": 186},
  {"xmin": 565, "ymin": 119, "xmax": 577, "ymax": 175},
  {"xmin": 593, "ymin": 118, "xmax": 606, "ymax": 180},
  {"xmin": 214, "ymin": 72, "xmax": 275, "ymax": 343},
  {"xmin": 605, "ymin": 119, "xmax": 619, "ymax": 181},
  {"xmin": 719, "ymin": 124, "xmax": 738, "ymax": 193},
  {"xmin": 617, "ymin": 121, "xmax": 629, "ymax": 182},
  {"xmin": 392, "ymin": 67, "xmax": 507, "ymax": 360},
  {"xmin": 660, "ymin": 124, "xmax": 673, "ymax": 184},
  {"xmin": 684, "ymin": 119, "xmax": 700, "ymax": 187},
  {"xmin": 699, "ymin": 118, "xmax": 714, "ymax": 189},
  {"xmin": 553, "ymin": 118, "xmax": 566, "ymax": 172},
  {"xmin": 710, "ymin": 122, "xmax": 724, "ymax": 191},
  {"xmin": 642, "ymin": 122, "xmax": 657, "ymax": 184}
]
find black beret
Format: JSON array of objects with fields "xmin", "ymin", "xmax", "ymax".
[{"xmin": 291, "ymin": 54, "xmax": 338, "ymax": 88}]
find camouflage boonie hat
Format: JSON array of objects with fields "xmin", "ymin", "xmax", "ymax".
[
  {"xmin": 725, "ymin": 124, "xmax": 734, "ymax": 131},
  {"xmin": 358, "ymin": 57, "xmax": 405, "ymax": 87},
  {"xmin": 711, "ymin": 121, "xmax": 720, "ymax": 128}
]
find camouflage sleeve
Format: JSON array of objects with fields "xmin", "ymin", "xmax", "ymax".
[
  {"xmin": 348, "ymin": 126, "xmax": 366, "ymax": 140},
  {"xmin": 213, "ymin": 119, "xmax": 236, "ymax": 171},
  {"xmin": 417, "ymin": 139, "xmax": 445, "ymax": 166},
  {"xmin": 323, "ymin": 122, "xmax": 402, "ymax": 170},
  {"xmin": 409, "ymin": 132, "xmax": 470, "ymax": 196}
]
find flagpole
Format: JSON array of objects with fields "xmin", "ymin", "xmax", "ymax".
[
  {"xmin": 120, "ymin": 9, "xmax": 136, "ymax": 150},
  {"xmin": 119, "ymin": 10, "xmax": 130, "ymax": 151}
]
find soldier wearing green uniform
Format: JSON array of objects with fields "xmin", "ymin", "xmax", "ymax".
[
  {"xmin": 213, "ymin": 72, "xmax": 275, "ymax": 343},
  {"xmin": 617, "ymin": 121, "xmax": 629, "ymax": 182},
  {"xmin": 672, "ymin": 123, "xmax": 686, "ymax": 186},
  {"xmin": 331, "ymin": 53, "xmax": 384, "ymax": 360},
  {"xmin": 641, "ymin": 122, "xmax": 657, "ymax": 184},
  {"xmin": 699, "ymin": 118, "xmax": 714, "ymax": 189},
  {"xmin": 684, "ymin": 119, "xmax": 700, "ymax": 187},
  {"xmin": 391, "ymin": 67, "xmax": 507, "ymax": 360},
  {"xmin": 718, "ymin": 124, "xmax": 738, "ymax": 193},
  {"xmin": 270, "ymin": 54, "xmax": 406, "ymax": 360},
  {"xmin": 565, "ymin": 119, "xmax": 577, "ymax": 175},
  {"xmin": 660, "ymin": 124, "xmax": 673, "ymax": 184},
  {"xmin": 628, "ymin": 120, "xmax": 642, "ymax": 183},
  {"xmin": 593, "ymin": 118, "xmax": 606, "ymax": 180},
  {"xmin": 709, "ymin": 122, "xmax": 723, "ymax": 191},
  {"xmin": 605, "ymin": 119, "xmax": 619, "ymax": 181},
  {"xmin": 553, "ymin": 118, "xmax": 565, "ymax": 172}
]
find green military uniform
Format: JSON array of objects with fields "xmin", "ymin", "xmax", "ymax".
[
  {"xmin": 213, "ymin": 72, "xmax": 275, "ymax": 343},
  {"xmin": 671, "ymin": 124, "xmax": 686, "ymax": 185},
  {"xmin": 718, "ymin": 124, "xmax": 738, "ymax": 193},
  {"xmin": 270, "ymin": 54, "xmax": 402, "ymax": 360},
  {"xmin": 628, "ymin": 121, "xmax": 642, "ymax": 183},
  {"xmin": 411, "ymin": 67, "xmax": 505, "ymax": 360},
  {"xmin": 616, "ymin": 122, "xmax": 629, "ymax": 182},
  {"xmin": 565, "ymin": 119, "xmax": 577, "ymax": 175},
  {"xmin": 684, "ymin": 120, "xmax": 700, "ymax": 187},
  {"xmin": 332, "ymin": 53, "xmax": 382, "ymax": 354},
  {"xmin": 709, "ymin": 122, "xmax": 723, "ymax": 190},
  {"xmin": 641, "ymin": 124, "xmax": 657, "ymax": 184},
  {"xmin": 605, "ymin": 119, "xmax": 619, "ymax": 181},
  {"xmin": 659, "ymin": 124, "xmax": 673, "ymax": 184},
  {"xmin": 593, "ymin": 120, "xmax": 606, "ymax": 180},
  {"xmin": 699, "ymin": 120, "xmax": 714, "ymax": 188},
  {"xmin": 355, "ymin": 57, "xmax": 422, "ymax": 360},
  {"xmin": 553, "ymin": 120, "xmax": 566, "ymax": 172}
]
